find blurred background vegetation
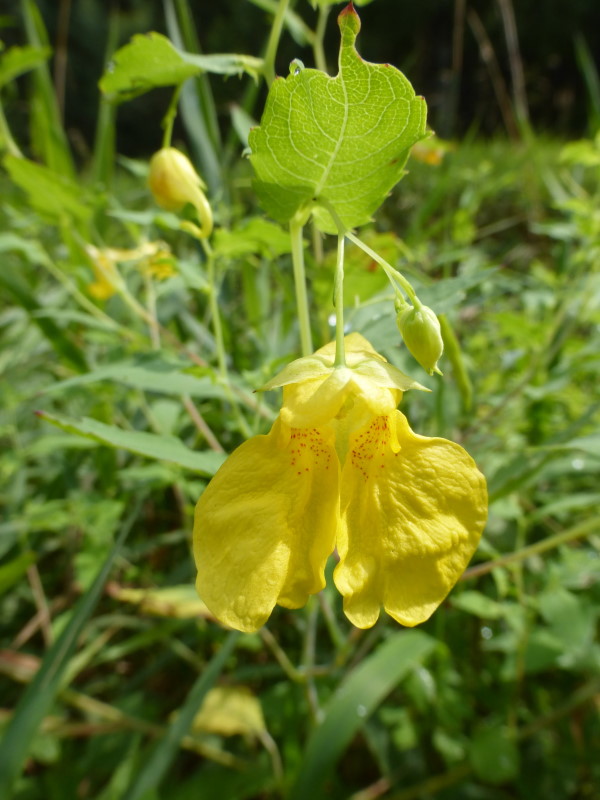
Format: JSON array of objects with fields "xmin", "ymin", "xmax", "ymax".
[
  {"xmin": 0, "ymin": 1, "xmax": 599, "ymax": 799},
  {"xmin": 3, "ymin": 0, "xmax": 600, "ymax": 151}
]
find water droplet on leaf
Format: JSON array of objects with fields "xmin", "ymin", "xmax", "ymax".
[{"xmin": 289, "ymin": 58, "xmax": 304, "ymax": 76}]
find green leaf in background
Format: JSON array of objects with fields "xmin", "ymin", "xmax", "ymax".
[
  {"xmin": 3, "ymin": 155, "xmax": 91, "ymax": 224},
  {"xmin": 542, "ymin": 432, "xmax": 600, "ymax": 458},
  {"xmin": 44, "ymin": 358, "xmax": 229, "ymax": 401},
  {"xmin": 38, "ymin": 411, "xmax": 225, "ymax": 476},
  {"xmin": 288, "ymin": 631, "xmax": 435, "ymax": 799},
  {"xmin": 469, "ymin": 724, "xmax": 520, "ymax": 784},
  {"xmin": 213, "ymin": 217, "xmax": 293, "ymax": 259},
  {"xmin": 0, "ymin": 44, "xmax": 51, "ymax": 88},
  {"xmin": 451, "ymin": 590, "xmax": 505, "ymax": 620},
  {"xmin": 0, "ymin": 254, "xmax": 88, "ymax": 372},
  {"xmin": 99, "ymin": 32, "xmax": 262, "ymax": 102},
  {"xmin": 20, "ymin": 0, "xmax": 75, "ymax": 178},
  {"xmin": 0, "ymin": 551, "xmax": 36, "ymax": 595},
  {"xmin": 249, "ymin": 4, "xmax": 427, "ymax": 232}
]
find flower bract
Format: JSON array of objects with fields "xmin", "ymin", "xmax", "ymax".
[{"xmin": 193, "ymin": 334, "xmax": 487, "ymax": 633}]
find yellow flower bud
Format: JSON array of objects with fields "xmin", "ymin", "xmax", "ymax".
[
  {"xmin": 396, "ymin": 303, "xmax": 444, "ymax": 375},
  {"xmin": 148, "ymin": 147, "xmax": 213, "ymax": 238}
]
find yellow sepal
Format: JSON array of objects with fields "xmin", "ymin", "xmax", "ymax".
[
  {"xmin": 193, "ymin": 418, "xmax": 339, "ymax": 632},
  {"xmin": 335, "ymin": 410, "xmax": 487, "ymax": 628}
]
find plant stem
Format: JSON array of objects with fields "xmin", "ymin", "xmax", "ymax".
[
  {"xmin": 144, "ymin": 273, "xmax": 161, "ymax": 349},
  {"xmin": 318, "ymin": 197, "xmax": 420, "ymax": 308},
  {"xmin": 202, "ymin": 241, "xmax": 228, "ymax": 381},
  {"xmin": 317, "ymin": 593, "xmax": 346, "ymax": 653},
  {"xmin": 289, "ymin": 219, "xmax": 313, "ymax": 356},
  {"xmin": 162, "ymin": 83, "xmax": 184, "ymax": 148},
  {"xmin": 41, "ymin": 248, "xmax": 132, "ymax": 336},
  {"xmin": 313, "ymin": 5, "xmax": 330, "ymax": 73},
  {"xmin": 262, "ymin": 0, "xmax": 290, "ymax": 85},
  {"xmin": 334, "ymin": 233, "xmax": 346, "ymax": 367},
  {"xmin": 182, "ymin": 395, "xmax": 224, "ymax": 453},
  {"xmin": 302, "ymin": 598, "xmax": 322, "ymax": 724},
  {"xmin": 201, "ymin": 241, "xmax": 253, "ymax": 438},
  {"xmin": 462, "ymin": 516, "xmax": 598, "ymax": 580},
  {"xmin": 260, "ymin": 627, "xmax": 304, "ymax": 683},
  {"xmin": 344, "ymin": 230, "xmax": 420, "ymax": 307}
]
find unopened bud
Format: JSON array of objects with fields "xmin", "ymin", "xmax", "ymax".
[
  {"xmin": 396, "ymin": 303, "xmax": 444, "ymax": 375},
  {"xmin": 148, "ymin": 147, "xmax": 213, "ymax": 238}
]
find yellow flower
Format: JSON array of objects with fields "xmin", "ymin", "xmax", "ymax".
[
  {"xmin": 193, "ymin": 334, "xmax": 487, "ymax": 633},
  {"xmin": 148, "ymin": 147, "xmax": 213, "ymax": 239},
  {"xmin": 87, "ymin": 247, "xmax": 121, "ymax": 300},
  {"xmin": 85, "ymin": 242, "xmax": 175, "ymax": 299}
]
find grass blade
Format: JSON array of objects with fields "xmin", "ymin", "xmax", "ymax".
[
  {"xmin": 0, "ymin": 500, "xmax": 140, "ymax": 796},
  {"xmin": 288, "ymin": 631, "xmax": 435, "ymax": 800},
  {"xmin": 121, "ymin": 630, "xmax": 240, "ymax": 800},
  {"xmin": 21, "ymin": 0, "xmax": 75, "ymax": 177}
]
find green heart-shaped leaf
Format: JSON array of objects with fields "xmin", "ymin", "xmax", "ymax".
[{"xmin": 249, "ymin": 4, "xmax": 427, "ymax": 232}]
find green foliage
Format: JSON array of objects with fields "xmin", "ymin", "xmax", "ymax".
[
  {"xmin": 39, "ymin": 412, "xmax": 225, "ymax": 476},
  {"xmin": 0, "ymin": 2, "xmax": 599, "ymax": 800},
  {"xmin": 249, "ymin": 6, "xmax": 426, "ymax": 231},
  {"xmin": 99, "ymin": 33, "xmax": 263, "ymax": 102},
  {"xmin": 0, "ymin": 45, "xmax": 51, "ymax": 88},
  {"xmin": 3, "ymin": 156, "xmax": 91, "ymax": 224},
  {"xmin": 288, "ymin": 632, "xmax": 435, "ymax": 799}
]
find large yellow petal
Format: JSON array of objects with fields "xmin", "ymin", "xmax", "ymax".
[
  {"xmin": 334, "ymin": 411, "xmax": 487, "ymax": 628},
  {"xmin": 193, "ymin": 418, "xmax": 340, "ymax": 633}
]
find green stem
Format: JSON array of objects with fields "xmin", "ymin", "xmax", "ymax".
[
  {"xmin": 201, "ymin": 241, "xmax": 252, "ymax": 439},
  {"xmin": 262, "ymin": 0, "xmax": 290, "ymax": 85},
  {"xmin": 260, "ymin": 627, "xmax": 304, "ymax": 683},
  {"xmin": 462, "ymin": 516, "xmax": 598, "ymax": 581},
  {"xmin": 439, "ymin": 314, "xmax": 472, "ymax": 413},
  {"xmin": 302, "ymin": 598, "xmax": 322, "ymax": 724},
  {"xmin": 289, "ymin": 219, "xmax": 313, "ymax": 356},
  {"xmin": 334, "ymin": 233, "xmax": 346, "ymax": 367},
  {"xmin": 41, "ymin": 248, "xmax": 133, "ymax": 337},
  {"xmin": 144, "ymin": 273, "xmax": 161, "ymax": 349},
  {"xmin": 317, "ymin": 197, "xmax": 421, "ymax": 308},
  {"xmin": 202, "ymin": 241, "xmax": 227, "ymax": 381},
  {"xmin": 316, "ymin": 593, "xmax": 346, "ymax": 653},
  {"xmin": 162, "ymin": 83, "xmax": 184, "ymax": 148},
  {"xmin": 313, "ymin": 6, "xmax": 330, "ymax": 73},
  {"xmin": 344, "ymin": 230, "xmax": 420, "ymax": 307}
]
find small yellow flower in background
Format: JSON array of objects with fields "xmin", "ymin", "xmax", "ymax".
[
  {"xmin": 193, "ymin": 333, "xmax": 487, "ymax": 633},
  {"xmin": 141, "ymin": 248, "xmax": 176, "ymax": 280},
  {"xmin": 411, "ymin": 136, "xmax": 453, "ymax": 166},
  {"xmin": 85, "ymin": 242, "xmax": 175, "ymax": 299},
  {"xmin": 87, "ymin": 246, "xmax": 121, "ymax": 300},
  {"xmin": 148, "ymin": 147, "xmax": 213, "ymax": 239}
]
